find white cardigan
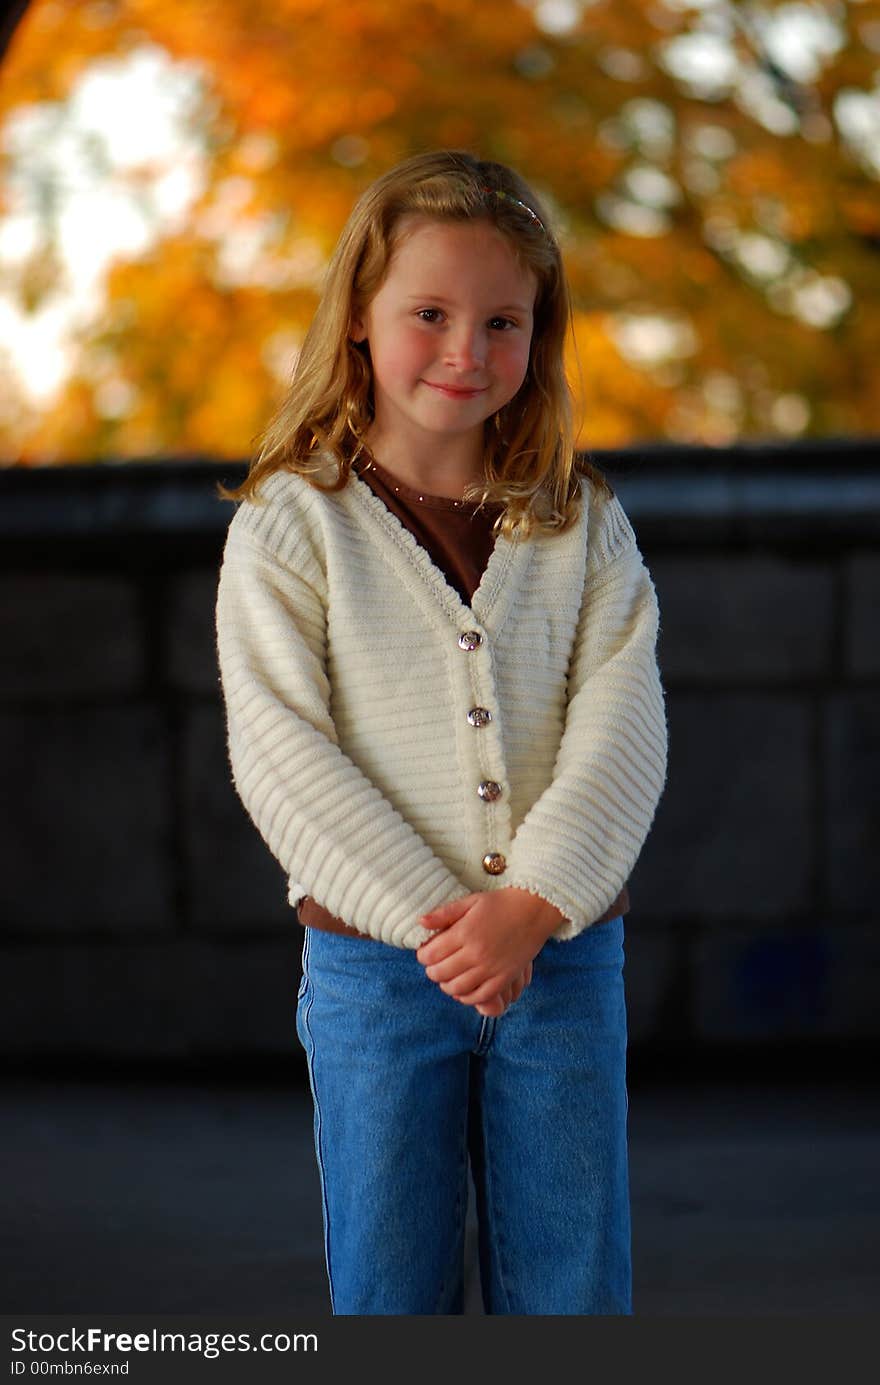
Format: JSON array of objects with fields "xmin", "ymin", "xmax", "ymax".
[{"xmin": 215, "ymin": 461, "xmax": 668, "ymax": 950}]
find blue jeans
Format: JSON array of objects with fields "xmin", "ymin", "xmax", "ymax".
[{"xmin": 295, "ymin": 915, "xmax": 632, "ymax": 1315}]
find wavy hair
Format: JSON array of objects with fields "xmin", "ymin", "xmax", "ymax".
[{"xmin": 217, "ymin": 149, "xmax": 611, "ymax": 536}]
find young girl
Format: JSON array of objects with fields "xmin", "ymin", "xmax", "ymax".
[{"xmin": 215, "ymin": 150, "xmax": 667, "ymax": 1316}]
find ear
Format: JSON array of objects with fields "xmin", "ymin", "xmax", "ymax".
[{"xmin": 349, "ymin": 312, "xmax": 367, "ymax": 343}]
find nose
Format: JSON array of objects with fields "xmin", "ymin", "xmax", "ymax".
[{"xmin": 443, "ymin": 323, "xmax": 487, "ymax": 373}]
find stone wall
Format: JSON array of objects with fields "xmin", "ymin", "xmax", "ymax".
[{"xmin": 1, "ymin": 441, "xmax": 877, "ymax": 1064}]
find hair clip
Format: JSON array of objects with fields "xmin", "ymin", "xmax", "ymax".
[{"xmin": 481, "ymin": 186, "xmax": 546, "ymax": 233}]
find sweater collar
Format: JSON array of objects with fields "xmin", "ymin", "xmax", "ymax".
[{"xmin": 345, "ymin": 466, "xmax": 534, "ymax": 637}]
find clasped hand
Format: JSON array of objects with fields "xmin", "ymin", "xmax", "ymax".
[{"xmin": 416, "ymin": 886, "xmax": 566, "ymax": 1018}]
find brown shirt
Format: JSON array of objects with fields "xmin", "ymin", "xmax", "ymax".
[{"xmin": 296, "ymin": 454, "xmax": 630, "ymax": 939}]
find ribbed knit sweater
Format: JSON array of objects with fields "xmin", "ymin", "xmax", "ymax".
[{"xmin": 215, "ymin": 459, "xmax": 668, "ymax": 951}]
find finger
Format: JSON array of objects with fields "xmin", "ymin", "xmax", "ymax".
[
  {"xmin": 437, "ymin": 965, "xmax": 489, "ymax": 999},
  {"xmin": 418, "ymin": 894, "xmax": 478, "ymax": 932},
  {"xmin": 420, "ymin": 916, "xmax": 458, "ymax": 936},
  {"xmin": 448, "ymin": 974, "xmax": 512, "ymax": 1006},
  {"xmin": 423, "ymin": 950, "xmax": 473, "ymax": 984},
  {"xmin": 417, "ymin": 934, "xmax": 464, "ymax": 967},
  {"xmin": 475, "ymin": 996, "xmax": 506, "ymax": 1017},
  {"xmin": 456, "ymin": 987, "xmax": 503, "ymax": 1013}
]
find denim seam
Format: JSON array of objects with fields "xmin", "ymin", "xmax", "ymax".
[
  {"xmin": 299, "ymin": 931, "xmax": 337, "ymax": 1315},
  {"xmin": 480, "ymin": 1058, "xmax": 513, "ymax": 1314},
  {"xmin": 434, "ymin": 1094, "xmax": 470, "ymax": 1314}
]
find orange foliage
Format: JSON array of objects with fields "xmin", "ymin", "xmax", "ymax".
[{"xmin": 1, "ymin": 0, "xmax": 878, "ymax": 462}]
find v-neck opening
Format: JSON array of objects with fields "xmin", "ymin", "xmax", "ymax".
[
  {"xmin": 353, "ymin": 454, "xmax": 490, "ymax": 513},
  {"xmin": 347, "ymin": 465, "xmax": 521, "ymax": 626}
]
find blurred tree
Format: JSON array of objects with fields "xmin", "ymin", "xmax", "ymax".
[
  {"xmin": 1, "ymin": 0, "xmax": 879, "ymax": 462},
  {"xmin": 0, "ymin": 2, "xmax": 30, "ymax": 63}
]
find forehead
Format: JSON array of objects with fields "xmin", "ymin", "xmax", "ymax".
[{"xmin": 385, "ymin": 214, "xmax": 537, "ymax": 299}]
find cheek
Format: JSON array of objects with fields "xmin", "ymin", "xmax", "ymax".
[
  {"xmin": 372, "ymin": 328, "xmax": 432, "ymax": 381},
  {"xmin": 498, "ymin": 340, "xmax": 531, "ymax": 390}
]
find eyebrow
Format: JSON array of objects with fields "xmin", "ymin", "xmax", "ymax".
[{"xmin": 404, "ymin": 294, "xmax": 534, "ymax": 314}]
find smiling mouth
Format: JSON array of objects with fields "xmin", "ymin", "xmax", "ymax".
[{"xmin": 424, "ymin": 382, "xmax": 488, "ymax": 398}]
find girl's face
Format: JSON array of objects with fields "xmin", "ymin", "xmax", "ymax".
[{"xmin": 350, "ymin": 215, "xmax": 536, "ymax": 460}]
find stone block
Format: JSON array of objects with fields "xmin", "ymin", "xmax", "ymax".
[
  {"xmin": 0, "ymin": 706, "xmax": 173, "ymax": 934},
  {"xmin": 621, "ymin": 922, "xmax": 679, "ymax": 1044},
  {"xmin": 0, "ymin": 939, "xmax": 303, "ymax": 1057},
  {"xmin": 650, "ymin": 557, "xmax": 834, "ymax": 682},
  {"xmin": 693, "ymin": 922, "xmax": 880, "ymax": 1041},
  {"xmin": 182, "ymin": 703, "xmax": 293, "ymax": 933},
  {"xmin": 167, "ymin": 568, "xmax": 222, "ymax": 694},
  {"xmin": 825, "ymin": 692, "xmax": 880, "ymax": 909},
  {"xmin": 0, "ymin": 574, "xmax": 142, "ymax": 698},
  {"xmin": 187, "ymin": 938, "xmax": 304, "ymax": 1054},
  {"xmin": 845, "ymin": 554, "xmax": 880, "ymax": 676},
  {"xmin": 633, "ymin": 693, "xmax": 812, "ymax": 919}
]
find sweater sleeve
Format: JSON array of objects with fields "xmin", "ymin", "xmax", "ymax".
[
  {"xmin": 215, "ymin": 525, "xmax": 470, "ymax": 949},
  {"xmin": 503, "ymin": 492, "xmax": 668, "ymax": 939}
]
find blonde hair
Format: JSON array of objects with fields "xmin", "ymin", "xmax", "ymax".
[{"xmin": 217, "ymin": 149, "xmax": 611, "ymax": 536}]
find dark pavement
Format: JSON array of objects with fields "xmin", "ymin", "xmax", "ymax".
[{"xmin": 3, "ymin": 1071, "xmax": 878, "ymax": 1316}]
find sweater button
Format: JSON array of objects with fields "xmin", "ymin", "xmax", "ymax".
[
  {"xmin": 482, "ymin": 852, "xmax": 507, "ymax": 875},
  {"xmin": 477, "ymin": 780, "xmax": 502, "ymax": 802},
  {"xmin": 458, "ymin": 630, "xmax": 483, "ymax": 651},
  {"xmin": 467, "ymin": 707, "xmax": 492, "ymax": 727}
]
